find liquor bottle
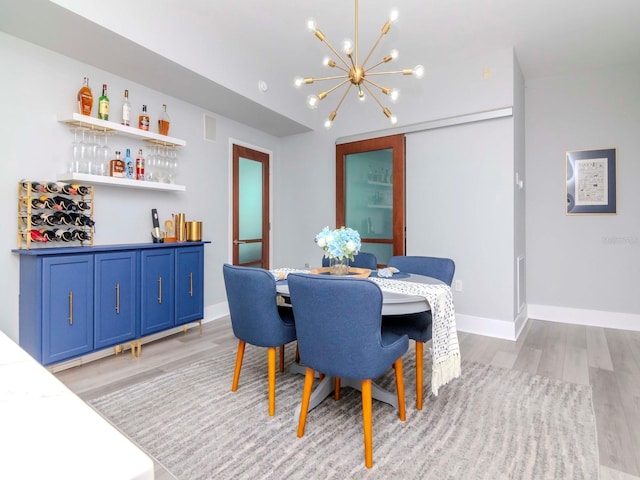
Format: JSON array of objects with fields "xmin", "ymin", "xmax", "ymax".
[
  {"xmin": 136, "ymin": 148, "xmax": 145, "ymax": 180},
  {"xmin": 98, "ymin": 83, "xmax": 109, "ymax": 120},
  {"xmin": 110, "ymin": 150, "xmax": 125, "ymax": 178},
  {"xmin": 158, "ymin": 104, "xmax": 170, "ymax": 135},
  {"xmin": 77, "ymin": 77, "xmax": 93, "ymax": 116},
  {"xmin": 124, "ymin": 148, "xmax": 135, "ymax": 179},
  {"xmin": 121, "ymin": 89, "xmax": 131, "ymax": 126},
  {"xmin": 138, "ymin": 104, "xmax": 149, "ymax": 131}
]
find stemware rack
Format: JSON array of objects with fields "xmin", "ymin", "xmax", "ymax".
[{"xmin": 17, "ymin": 180, "xmax": 95, "ymax": 250}]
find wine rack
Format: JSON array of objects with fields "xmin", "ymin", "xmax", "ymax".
[{"xmin": 17, "ymin": 180, "xmax": 95, "ymax": 249}]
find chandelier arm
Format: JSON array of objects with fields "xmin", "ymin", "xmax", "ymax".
[
  {"xmin": 306, "ymin": 74, "xmax": 350, "ymax": 83},
  {"xmin": 365, "ymin": 68, "xmax": 414, "ymax": 77},
  {"xmin": 320, "ymin": 37, "xmax": 352, "ymax": 71},
  {"xmin": 360, "ymin": 29, "xmax": 388, "ymax": 70},
  {"xmin": 364, "ymin": 57, "xmax": 393, "ymax": 72},
  {"xmin": 322, "ymin": 79, "xmax": 352, "ymax": 97},
  {"xmin": 362, "ymin": 83, "xmax": 387, "ymax": 111},
  {"xmin": 362, "ymin": 77, "xmax": 388, "ymax": 93},
  {"xmin": 332, "ymin": 83, "xmax": 354, "ymax": 118}
]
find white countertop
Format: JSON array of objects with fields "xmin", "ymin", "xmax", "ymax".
[{"xmin": 0, "ymin": 330, "xmax": 154, "ymax": 480}]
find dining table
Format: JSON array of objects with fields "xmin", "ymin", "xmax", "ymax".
[{"xmin": 274, "ymin": 270, "xmax": 446, "ymax": 420}]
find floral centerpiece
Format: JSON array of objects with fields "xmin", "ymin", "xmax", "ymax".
[{"xmin": 315, "ymin": 226, "xmax": 361, "ymax": 274}]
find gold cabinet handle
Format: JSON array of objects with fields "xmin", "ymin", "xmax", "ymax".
[
  {"xmin": 189, "ymin": 272, "xmax": 193, "ymax": 297},
  {"xmin": 157, "ymin": 276, "xmax": 162, "ymax": 304},
  {"xmin": 68, "ymin": 291, "xmax": 73, "ymax": 325},
  {"xmin": 115, "ymin": 283, "xmax": 120, "ymax": 314}
]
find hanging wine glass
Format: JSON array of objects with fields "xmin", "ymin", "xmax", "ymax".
[
  {"xmin": 99, "ymin": 134, "xmax": 111, "ymax": 175},
  {"xmin": 78, "ymin": 129, "xmax": 89, "ymax": 174},
  {"xmin": 69, "ymin": 129, "xmax": 81, "ymax": 173}
]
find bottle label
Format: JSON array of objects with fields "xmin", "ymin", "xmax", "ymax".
[
  {"xmin": 99, "ymin": 100, "xmax": 109, "ymax": 120},
  {"xmin": 122, "ymin": 104, "xmax": 131, "ymax": 126},
  {"xmin": 139, "ymin": 115, "xmax": 149, "ymax": 131}
]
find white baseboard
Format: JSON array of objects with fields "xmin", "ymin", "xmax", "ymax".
[
  {"xmin": 455, "ymin": 313, "xmax": 520, "ymax": 341},
  {"xmin": 528, "ymin": 304, "xmax": 640, "ymax": 331}
]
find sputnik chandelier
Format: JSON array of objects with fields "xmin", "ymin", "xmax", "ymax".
[{"xmin": 294, "ymin": 0, "xmax": 424, "ymax": 129}]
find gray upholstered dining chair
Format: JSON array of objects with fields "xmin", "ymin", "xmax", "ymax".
[
  {"xmin": 321, "ymin": 251, "xmax": 378, "ymax": 269},
  {"xmin": 381, "ymin": 255, "xmax": 455, "ymax": 410},
  {"xmin": 222, "ymin": 264, "xmax": 297, "ymax": 416},
  {"xmin": 287, "ymin": 273, "xmax": 408, "ymax": 469}
]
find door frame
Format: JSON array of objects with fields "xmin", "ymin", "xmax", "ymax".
[
  {"xmin": 228, "ymin": 139, "xmax": 272, "ymax": 268},
  {"xmin": 336, "ymin": 134, "xmax": 406, "ymax": 257}
]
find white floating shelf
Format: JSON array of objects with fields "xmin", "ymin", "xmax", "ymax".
[
  {"xmin": 56, "ymin": 172, "xmax": 186, "ymax": 192},
  {"xmin": 57, "ymin": 113, "xmax": 186, "ymax": 147}
]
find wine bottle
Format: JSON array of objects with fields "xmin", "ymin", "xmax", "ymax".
[
  {"xmin": 71, "ymin": 229, "xmax": 91, "ymax": 242},
  {"xmin": 136, "ymin": 148, "xmax": 145, "ymax": 180},
  {"xmin": 45, "ymin": 182, "xmax": 61, "ymax": 193},
  {"xmin": 77, "ymin": 200, "xmax": 91, "ymax": 211},
  {"xmin": 31, "ymin": 213, "xmax": 46, "ymax": 226},
  {"xmin": 121, "ymin": 89, "xmax": 131, "ymax": 126},
  {"xmin": 138, "ymin": 104, "xmax": 149, "ymax": 131},
  {"xmin": 61, "ymin": 184, "xmax": 77, "ymax": 195},
  {"xmin": 124, "ymin": 148, "xmax": 134, "ymax": 179},
  {"xmin": 40, "ymin": 229, "xmax": 56, "ymax": 241},
  {"xmin": 98, "ymin": 83, "xmax": 109, "ymax": 120},
  {"xmin": 72, "ymin": 184, "xmax": 91, "ymax": 196},
  {"xmin": 54, "ymin": 229, "xmax": 73, "ymax": 242},
  {"xmin": 30, "ymin": 229, "xmax": 48, "ymax": 243},
  {"xmin": 158, "ymin": 104, "xmax": 170, "ymax": 135},
  {"xmin": 77, "ymin": 77, "xmax": 93, "ymax": 116}
]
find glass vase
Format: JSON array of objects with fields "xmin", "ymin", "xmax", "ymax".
[{"xmin": 329, "ymin": 256, "xmax": 349, "ymax": 275}]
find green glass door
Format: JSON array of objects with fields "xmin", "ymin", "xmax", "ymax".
[
  {"xmin": 337, "ymin": 135, "xmax": 405, "ymax": 265},
  {"xmin": 233, "ymin": 145, "xmax": 270, "ymax": 268}
]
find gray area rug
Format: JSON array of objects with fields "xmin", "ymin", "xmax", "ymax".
[{"xmin": 90, "ymin": 346, "xmax": 598, "ymax": 479}]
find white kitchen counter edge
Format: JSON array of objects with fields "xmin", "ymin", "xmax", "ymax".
[{"xmin": 0, "ymin": 330, "xmax": 154, "ymax": 480}]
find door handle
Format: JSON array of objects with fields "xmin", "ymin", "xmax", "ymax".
[
  {"xmin": 115, "ymin": 283, "xmax": 120, "ymax": 314},
  {"xmin": 233, "ymin": 240, "xmax": 247, "ymax": 245}
]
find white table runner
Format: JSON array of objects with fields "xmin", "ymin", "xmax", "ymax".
[{"xmin": 369, "ymin": 277, "xmax": 461, "ymax": 395}]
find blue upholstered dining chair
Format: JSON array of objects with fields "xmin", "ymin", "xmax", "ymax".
[
  {"xmin": 222, "ymin": 264, "xmax": 297, "ymax": 416},
  {"xmin": 381, "ymin": 256, "xmax": 455, "ymax": 410},
  {"xmin": 321, "ymin": 251, "xmax": 378, "ymax": 269},
  {"xmin": 287, "ymin": 273, "xmax": 408, "ymax": 469}
]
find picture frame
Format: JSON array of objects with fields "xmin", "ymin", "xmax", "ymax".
[{"xmin": 566, "ymin": 148, "xmax": 616, "ymax": 215}]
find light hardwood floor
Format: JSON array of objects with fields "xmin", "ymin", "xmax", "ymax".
[{"xmin": 56, "ymin": 318, "xmax": 640, "ymax": 480}]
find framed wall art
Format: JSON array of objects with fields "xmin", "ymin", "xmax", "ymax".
[{"xmin": 566, "ymin": 148, "xmax": 616, "ymax": 215}]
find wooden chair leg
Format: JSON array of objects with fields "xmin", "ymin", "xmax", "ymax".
[
  {"xmin": 394, "ymin": 358, "xmax": 406, "ymax": 421},
  {"xmin": 297, "ymin": 368, "xmax": 315, "ymax": 437},
  {"xmin": 361, "ymin": 379, "xmax": 373, "ymax": 468},
  {"xmin": 267, "ymin": 347, "xmax": 276, "ymax": 416},
  {"xmin": 294, "ymin": 343, "xmax": 300, "ymax": 363},
  {"xmin": 416, "ymin": 341, "xmax": 424, "ymax": 410},
  {"xmin": 279, "ymin": 344, "xmax": 285, "ymax": 372},
  {"xmin": 334, "ymin": 377, "xmax": 341, "ymax": 400},
  {"xmin": 231, "ymin": 340, "xmax": 245, "ymax": 392}
]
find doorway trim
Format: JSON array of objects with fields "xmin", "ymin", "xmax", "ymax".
[{"xmin": 228, "ymin": 138, "xmax": 273, "ymax": 268}]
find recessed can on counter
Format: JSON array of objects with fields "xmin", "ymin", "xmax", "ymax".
[{"xmin": 185, "ymin": 221, "xmax": 202, "ymax": 241}]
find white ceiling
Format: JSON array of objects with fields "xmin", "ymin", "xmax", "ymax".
[{"xmin": 2, "ymin": 0, "xmax": 639, "ymax": 136}]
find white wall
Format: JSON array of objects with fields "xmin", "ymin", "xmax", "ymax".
[
  {"xmin": 0, "ymin": 32, "xmax": 283, "ymax": 340},
  {"xmin": 526, "ymin": 64, "xmax": 640, "ymax": 330}
]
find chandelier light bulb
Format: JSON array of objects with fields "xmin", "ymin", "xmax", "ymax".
[
  {"xmin": 390, "ymin": 49, "xmax": 399, "ymax": 60},
  {"xmin": 307, "ymin": 19, "xmax": 317, "ymax": 32},
  {"xmin": 342, "ymin": 39, "xmax": 353, "ymax": 56},
  {"xmin": 389, "ymin": 88, "xmax": 399, "ymax": 102},
  {"xmin": 413, "ymin": 65, "xmax": 425, "ymax": 79},
  {"xmin": 390, "ymin": 114, "xmax": 398, "ymax": 125},
  {"xmin": 323, "ymin": 57, "xmax": 336, "ymax": 68},
  {"xmin": 358, "ymin": 89, "xmax": 366, "ymax": 101},
  {"xmin": 294, "ymin": 77, "xmax": 304, "ymax": 88},
  {"xmin": 389, "ymin": 9, "xmax": 399, "ymax": 23},
  {"xmin": 307, "ymin": 94, "xmax": 320, "ymax": 109},
  {"xmin": 324, "ymin": 118, "xmax": 333, "ymax": 129}
]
